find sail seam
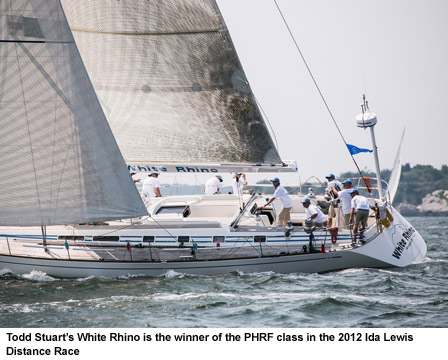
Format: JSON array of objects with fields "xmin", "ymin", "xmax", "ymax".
[
  {"xmin": 0, "ymin": 40, "xmax": 74, "ymax": 44},
  {"xmin": 70, "ymin": 28, "xmax": 226, "ymax": 36}
]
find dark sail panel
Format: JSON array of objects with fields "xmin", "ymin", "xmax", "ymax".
[{"xmin": 61, "ymin": 0, "xmax": 283, "ymax": 167}]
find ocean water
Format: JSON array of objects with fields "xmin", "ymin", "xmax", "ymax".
[{"xmin": 0, "ymin": 217, "xmax": 446, "ymax": 328}]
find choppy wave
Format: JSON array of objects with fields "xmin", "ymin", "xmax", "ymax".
[
  {"xmin": 0, "ymin": 216, "xmax": 446, "ymax": 328},
  {"xmin": 20, "ymin": 270, "xmax": 56, "ymax": 282}
]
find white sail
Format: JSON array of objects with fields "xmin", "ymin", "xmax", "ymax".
[
  {"xmin": 0, "ymin": 0, "xmax": 147, "ymax": 226},
  {"xmin": 60, "ymin": 0, "xmax": 284, "ymax": 171},
  {"xmin": 387, "ymin": 128, "xmax": 405, "ymax": 204}
]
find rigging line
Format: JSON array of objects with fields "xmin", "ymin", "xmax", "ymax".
[
  {"xmin": 254, "ymin": 95, "xmax": 279, "ymax": 152},
  {"xmin": 273, "ymin": 0, "xmax": 370, "ymax": 189},
  {"xmin": 14, "ymin": 41, "xmax": 44, "ymax": 225},
  {"xmin": 146, "ymin": 213, "xmax": 179, "ymax": 241},
  {"xmin": 273, "ymin": 0, "xmax": 347, "ymax": 145}
]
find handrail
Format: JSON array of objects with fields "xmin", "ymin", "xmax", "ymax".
[{"xmin": 230, "ymin": 192, "xmax": 258, "ymax": 229}]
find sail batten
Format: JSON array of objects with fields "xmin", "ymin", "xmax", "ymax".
[
  {"xmin": 61, "ymin": 0, "xmax": 283, "ymax": 167},
  {"xmin": 0, "ymin": 0, "xmax": 147, "ymax": 226}
]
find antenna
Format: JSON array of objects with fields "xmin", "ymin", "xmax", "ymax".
[{"xmin": 355, "ymin": 96, "xmax": 383, "ymax": 199}]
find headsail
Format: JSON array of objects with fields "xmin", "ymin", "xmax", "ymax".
[
  {"xmin": 387, "ymin": 128, "xmax": 405, "ymax": 204},
  {"xmin": 0, "ymin": 0, "xmax": 147, "ymax": 226},
  {"xmin": 60, "ymin": 0, "xmax": 285, "ymax": 171}
]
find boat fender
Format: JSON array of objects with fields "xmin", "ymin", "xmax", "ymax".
[
  {"xmin": 302, "ymin": 245, "xmax": 307, "ymax": 253},
  {"xmin": 376, "ymin": 204, "xmax": 391, "ymax": 227},
  {"xmin": 386, "ymin": 208, "xmax": 394, "ymax": 222}
]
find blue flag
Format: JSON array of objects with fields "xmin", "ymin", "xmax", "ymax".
[{"xmin": 346, "ymin": 144, "xmax": 373, "ymax": 155}]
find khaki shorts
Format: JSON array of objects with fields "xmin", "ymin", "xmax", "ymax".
[
  {"xmin": 354, "ymin": 210, "xmax": 369, "ymax": 229},
  {"xmin": 328, "ymin": 203, "xmax": 336, "ymax": 219},
  {"xmin": 276, "ymin": 207, "xmax": 291, "ymax": 227}
]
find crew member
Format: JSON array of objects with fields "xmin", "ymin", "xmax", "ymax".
[
  {"xmin": 131, "ymin": 172, "xmax": 141, "ymax": 184},
  {"xmin": 204, "ymin": 175, "xmax": 223, "ymax": 195},
  {"xmin": 232, "ymin": 172, "xmax": 247, "ymax": 196},
  {"xmin": 260, "ymin": 178, "xmax": 292, "ymax": 227},
  {"xmin": 142, "ymin": 172, "xmax": 162, "ymax": 203},
  {"xmin": 307, "ymin": 187, "xmax": 316, "ymax": 198},
  {"xmin": 301, "ymin": 198, "xmax": 327, "ymax": 227},
  {"xmin": 325, "ymin": 173, "xmax": 343, "ymax": 228},
  {"xmin": 349, "ymin": 189, "xmax": 372, "ymax": 242},
  {"xmin": 332, "ymin": 179, "xmax": 353, "ymax": 227}
]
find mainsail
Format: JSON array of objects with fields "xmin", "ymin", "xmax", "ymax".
[
  {"xmin": 60, "ymin": 0, "xmax": 284, "ymax": 170},
  {"xmin": 0, "ymin": 0, "xmax": 147, "ymax": 226}
]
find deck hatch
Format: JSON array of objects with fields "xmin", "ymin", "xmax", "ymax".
[{"xmin": 156, "ymin": 206, "xmax": 191, "ymax": 217}]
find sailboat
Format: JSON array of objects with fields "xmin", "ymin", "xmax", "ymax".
[{"xmin": 0, "ymin": 0, "xmax": 426, "ymax": 278}]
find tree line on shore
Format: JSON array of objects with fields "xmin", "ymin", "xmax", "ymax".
[{"xmin": 340, "ymin": 164, "xmax": 448, "ymax": 205}]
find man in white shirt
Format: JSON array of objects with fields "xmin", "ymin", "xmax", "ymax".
[
  {"xmin": 349, "ymin": 189, "xmax": 372, "ymax": 241},
  {"xmin": 325, "ymin": 173, "xmax": 343, "ymax": 195},
  {"xmin": 204, "ymin": 175, "xmax": 223, "ymax": 195},
  {"xmin": 141, "ymin": 172, "xmax": 162, "ymax": 203},
  {"xmin": 131, "ymin": 172, "xmax": 141, "ymax": 184},
  {"xmin": 325, "ymin": 173, "xmax": 343, "ymax": 227},
  {"xmin": 260, "ymin": 178, "xmax": 292, "ymax": 227},
  {"xmin": 302, "ymin": 198, "xmax": 327, "ymax": 226},
  {"xmin": 332, "ymin": 179, "xmax": 353, "ymax": 227},
  {"xmin": 232, "ymin": 172, "xmax": 247, "ymax": 196}
]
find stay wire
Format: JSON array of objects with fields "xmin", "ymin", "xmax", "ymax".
[
  {"xmin": 254, "ymin": 95, "xmax": 279, "ymax": 153},
  {"xmin": 273, "ymin": 0, "xmax": 370, "ymax": 190}
]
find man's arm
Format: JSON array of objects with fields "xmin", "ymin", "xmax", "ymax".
[
  {"xmin": 261, "ymin": 197, "xmax": 276, "ymax": 208},
  {"xmin": 332, "ymin": 186, "xmax": 339, "ymax": 198}
]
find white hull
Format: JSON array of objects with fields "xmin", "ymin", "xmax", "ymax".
[
  {"xmin": 0, "ymin": 207, "xmax": 426, "ymax": 278},
  {"xmin": 0, "ymin": 249, "xmax": 390, "ymax": 278}
]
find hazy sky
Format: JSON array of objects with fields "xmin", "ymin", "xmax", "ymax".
[
  {"xmin": 203, "ymin": 0, "xmax": 447, "ymax": 185},
  {"xmin": 146, "ymin": 0, "xmax": 448, "ymax": 187}
]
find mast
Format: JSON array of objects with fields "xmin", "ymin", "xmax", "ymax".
[{"xmin": 355, "ymin": 95, "xmax": 384, "ymax": 200}]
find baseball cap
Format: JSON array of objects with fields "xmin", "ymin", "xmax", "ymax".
[
  {"xmin": 325, "ymin": 173, "xmax": 335, "ymax": 179},
  {"xmin": 342, "ymin": 179, "xmax": 352, "ymax": 184},
  {"xmin": 150, "ymin": 172, "xmax": 159, "ymax": 176},
  {"xmin": 270, "ymin": 177, "xmax": 280, "ymax": 183},
  {"xmin": 349, "ymin": 188, "xmax": 359, "ymax": 194},
  {"xmin": 216, "ymin": 175, "xmax": 223, "ymax": 179},
  {"xmin": 301, "ymin": 198, "xmax": 311, "ymax": 203}
]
